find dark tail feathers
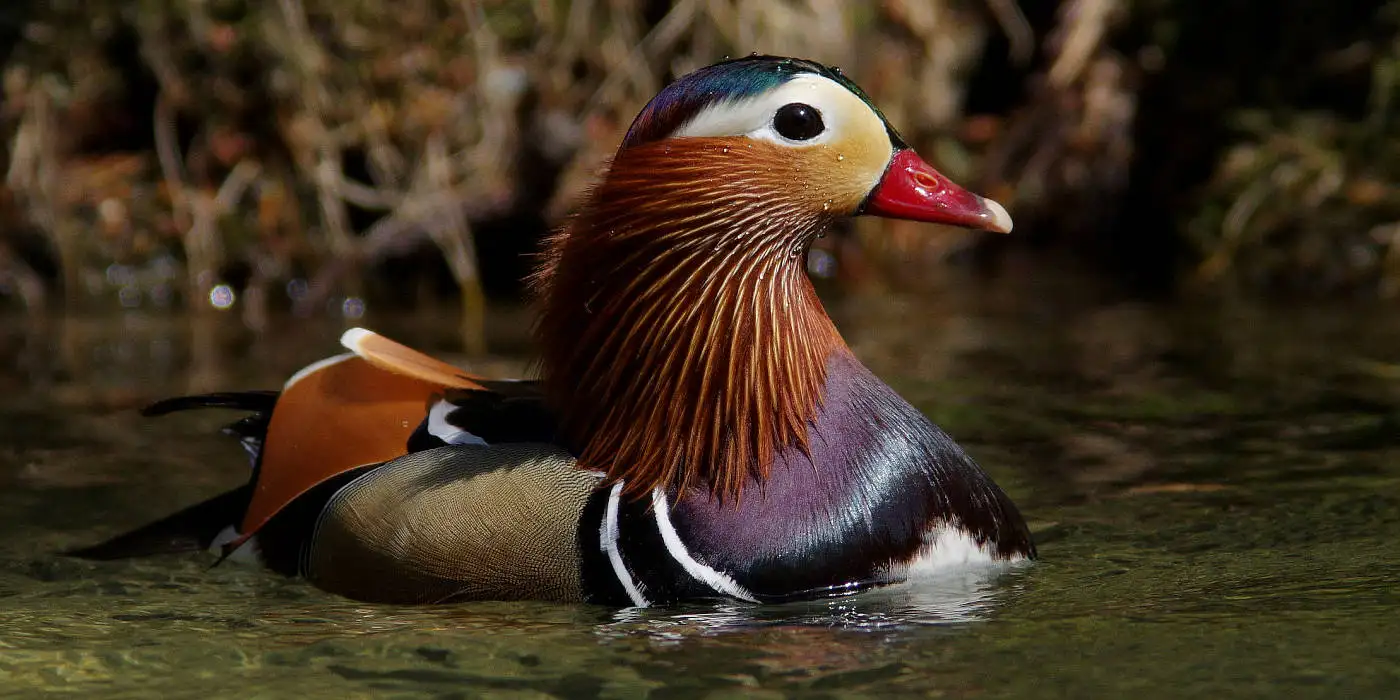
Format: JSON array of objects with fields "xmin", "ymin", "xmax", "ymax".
[
  {"xmin": 141, "ymin": 391, "xmax": 279, "ymax": 417},
  {"xmin": 67, "ymin": 391, "xmax": 279, "ymax": 561},
  {"xmin": 66, "ymin": 486, "xmax": 252, "ymax": 560}
]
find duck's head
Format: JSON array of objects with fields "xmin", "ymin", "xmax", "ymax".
[
  {"xmin": 535, "ymin": 56, "xmax": 1013, "ymax": 502},
  {"xmin": 614, "ymin": 55, "xmax": 1012, "ymax": 233}
]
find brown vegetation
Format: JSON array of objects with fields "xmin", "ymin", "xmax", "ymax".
[{"xmin": 0, "ymin": 1, "xmax": 1396, "ymax": 341}]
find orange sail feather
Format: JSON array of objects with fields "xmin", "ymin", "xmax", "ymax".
[{"xmin": 239, "ymin": 330, "xmax": 488, "ymax": 535}]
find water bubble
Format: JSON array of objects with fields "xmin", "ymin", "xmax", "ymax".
[
  {"xmin": 118, "ymin": 287, "xmax": 142, "ymax": 308},
  {"xmin": 822, "ymin": 201, "xmax": 832, "ymax": 212},
  {"xmin": 209, "ymin": 284, "xmax": 237, "ymax": 310},
  {"xmin": 721, "ymin": 147, "xmax": 729, "ymax": 153},
  {"xmin": 837, "ymin": 154, "xmax": 845, "ymax": 162},
  {"xmin": 286, "ymin": 278, "xmax": 309, "ymax": 301},
  {"xmin": 341, "ymin": 296, "xmax": 366, "ymax": 319}
]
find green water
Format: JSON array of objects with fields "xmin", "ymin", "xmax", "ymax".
[{"xmin": 2, "ymin": 278, "xmax": 1398, "ymax": 698}]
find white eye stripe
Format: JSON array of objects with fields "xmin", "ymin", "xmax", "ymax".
[
  {"xmin": 663, "ymin": 70, "xmax": 898, "ymax": 199},
  {"xmin": 671, "ymin": 74, "xmax": 860, "ymax": 147}
]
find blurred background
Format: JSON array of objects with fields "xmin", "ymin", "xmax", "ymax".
[{"xmin": 0, "ymin": 0, "xmax": 1397, "ymax": 349}]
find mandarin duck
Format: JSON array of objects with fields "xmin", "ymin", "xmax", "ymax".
[{"xmin": 74, "ymin": 56, "xmax": 1035, "ymax": 606}]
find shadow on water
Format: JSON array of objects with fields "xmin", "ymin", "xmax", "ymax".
[{"xmin": 1, "ymin": 266, "xmax": 1399, "ymax": 697}]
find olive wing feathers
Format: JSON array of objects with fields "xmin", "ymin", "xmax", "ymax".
[{"xmin": 305, "ymin": 443, "xmax": 601, "ymax": 604}]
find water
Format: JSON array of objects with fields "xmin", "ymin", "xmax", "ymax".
[{"xmin": 2, "ymin": 273, "xmax": 1398, "ymax": 698}]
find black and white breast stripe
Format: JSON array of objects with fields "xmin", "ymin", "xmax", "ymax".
[
  {"xmin": 577, "ymin": 483, "xmax": 760, "ymax": 607},
  {"xmin": 598, "ymin": 482, "xmax": 650, "ymax": 606},
  {"xmin": 584, "ymin": 482, "xmax": 760, "ymax": 607}
]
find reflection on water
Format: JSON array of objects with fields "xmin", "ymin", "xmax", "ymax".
[
  {"xmin": 2, "ymin": 268, "xmax": 1399, "ymax": 697},
  {"xmin": 601, "ymin": 565, "xmax": 1022, "ymax": 643}
]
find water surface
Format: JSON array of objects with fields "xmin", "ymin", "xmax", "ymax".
[{"xmin": 2, "ymin": 274, "xmax": 1398, "ymax": 698}]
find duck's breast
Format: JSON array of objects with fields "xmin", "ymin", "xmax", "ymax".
[{"xmin": 665, "ymin": 351, "xmax": 1034, "ymax": 600}]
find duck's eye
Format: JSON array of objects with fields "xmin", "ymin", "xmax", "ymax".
[{"xmin": 772, "ymin": 103, "xmax": 824, "ymax": 141}]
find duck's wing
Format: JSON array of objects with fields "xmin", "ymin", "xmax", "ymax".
[
  {"xmin": 301, "ymin": 443, "xmax": 600, "ymax": 603},
  {"xmin": 237, "ymin": 352, "xmax": 443, "ymax": 538},
  {"xmin": 239, "ymin": 328, "xmax": 554, "ymax": 539}
]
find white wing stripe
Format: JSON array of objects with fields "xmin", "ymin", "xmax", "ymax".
[{"xmin": 425, "ymin": 399, "xmax": 489, "ymax": 446}]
